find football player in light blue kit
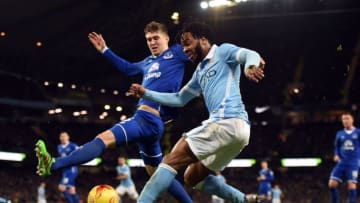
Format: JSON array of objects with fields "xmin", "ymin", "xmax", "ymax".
[
  {"xmin": 35, "ymin": 21, "xmax": 192, "ymax": 203},
  {"xmin": 271, "ymin": 184, "xmax": 282, "ymax": 203},
  {"xmin": 115, "ymin": 156, "xmax": 139, "ymax": 201},
  {"xmin": 37, "ymin": 182, "xmax": 47, "ymax": 203},
  {"xmin": 257, "ymin": 160, "xmax": 274, "ymax": 203},
  {"xmin": 127, "ymin": 22, "xmax": 266, "ymax": 203},
  {"xmin": 328, "ymin": 113, "xmax": 360, "ymax": 203},
  {"xmin": 57, "ymin": 132, "xmax": 80, "ymax": 203}
]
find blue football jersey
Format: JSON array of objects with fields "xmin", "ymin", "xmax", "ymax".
[
  {"xmin": 259, "ymin": 168, "xmax": 274, "ymax": 188},
  {"xmin": 334, "ymin": 128, "xmax": 360, "ymax": 166},
  {"xmin": 103, "ymin": 44, "xmax": 189, "ymax": 121}
]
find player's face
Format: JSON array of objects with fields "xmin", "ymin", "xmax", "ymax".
[
  {"xmin": 341, "ymin": 114, "xmax": 354, "ymax": 129},
  {"xmin": 261, "ymin": 161, "xmax": 268, "ymax": 169},
  {"xmin": 145, "ymin": 31, "xmax": 169, "ymax": 56},
  {"xmin": 118, "ymin": 157, "xmax": 125, "ymax": 165},
  {"xmin": 180, "ymin": 32, "xmax": 204, "ymax": 64},
  {"xmin": 59, "ymin": 132, "xmax": 70, "ymax": 144}
]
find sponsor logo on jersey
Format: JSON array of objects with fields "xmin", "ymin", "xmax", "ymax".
[
  {"xmin": 145, "ymin": 62, "xmax": 161, "ymax": 80},
  {"xmin": 148, "ymin": 62, "xmax": 160, "ymax": 73}
]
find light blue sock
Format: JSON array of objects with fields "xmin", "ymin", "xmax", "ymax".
[
  {"xmin": 330, "ymin": 188, "xmax": 339, "ymax": 203},
  {"xmin": 349, "ymin": 189, "xmax": 357, "ymax": 203},
  {"xmin": 63, "ymin": 190, "xmax": 73, "ymax": 203},
  {"xmin": 198, "ymin": 175, "xmax": 246, "ymax": 203},
  {"xmin": 167, "ymin": 179, "xmax": 192, "ymax": 203},
  {"xmin": 138, "ymin": 164, "xmax": 177, "ymax": 203},
  {"xmin": 71, "ymin": 194, "xmax": 80, "ymax": 203},
  {"xmin": 52, "ymin": 138, "xmax": 106, "ymax": 171}
]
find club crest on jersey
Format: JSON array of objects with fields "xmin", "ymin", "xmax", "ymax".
[
  {"xmin": 344, "ymin": 140, "xmax": 355, "ymax": 150},
  {"xmin": 163, "ymin": 51, "xmax": 173, "ymax": 59},
  {"xmin": 352, "ymin": 134, "xmax": 358, "ymax": 139}
]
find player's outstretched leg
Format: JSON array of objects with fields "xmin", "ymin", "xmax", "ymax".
[
  {"xmin": 35, "ymin": 140, "xmax": 55, "ymax": 176},
  {"xmin": 197, "ymin": 175, "xmax": 263, "ymax": 203},
  {"xmin": 138, "ymin": 164, "xmax": 177, "ymax": 202},
  {"xmin": 35, "ymin": 137, "xmax": 106, "ymax": 176},
  {"xmin": 167, "ymin": 179, "xmax": 192, "ymax": 203}
]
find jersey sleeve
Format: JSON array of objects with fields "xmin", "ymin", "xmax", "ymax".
[
  {"xmin": 103, "ymin": 49, "xmax": 143, "ymax": 76},
  {"xmin": 143, "ymin": 70, "xmax": 201, "ymax": 107},
  {"xmin": 334, "ymin": 132, "xmax": 341, "ymax": 156},
  {"xmin": 172, "ymin": 44, "xmax": 190, "ymax": 62},
  {"xmin": 266, "ymin": 170, "xmax": 275, "ymax": 181},
  {"xmin": 218, "ymin": 43, "xmax": 261, "ymax": 69}
]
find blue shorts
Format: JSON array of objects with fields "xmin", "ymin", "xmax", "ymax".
[
  {"xmin": 110, "ymin": 110, "xmax": 164, "ymax": 166},
  {"xmin": 330, "ymin": 163, "xmax": 359, "ymax": 183},
  {"xmin": 259, "ymin": 184, "xmax": 272, "ymax": 197},
  {"xmin": 59, "ymin": 167, "xmax": 78, "ymax": 187}
]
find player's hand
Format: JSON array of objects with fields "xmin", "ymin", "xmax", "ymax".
[
  {"xmin": 245, "ymin": 65, "xmax": 264, "ymax": 83},
  {"xmin": 245, "ymin": 57, "xmax": 265, "ymax": 83},
  {"xmin": 126, "ymin": 83, "xmax": 145, "ymax": 98},
  {"xmin": 333, "ymin": 155, "xmax": 340, "ymax": 162},
  {"xmin": 88, "ymin": 32, "xmax": 107, "ymax": 52}
]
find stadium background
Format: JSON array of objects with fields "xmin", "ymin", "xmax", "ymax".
[{"xmin": 1, "ymin": 0, "xmax": 360, "ymax": 202}]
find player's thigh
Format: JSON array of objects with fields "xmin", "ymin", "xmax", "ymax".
[
  {"xmin": 185, "ymin": 118, "xmax": 250, "ymax": 171},
  {"xmin": 184, "ymin": 162, "xmax": 213, "ymax": 186},
  {"xmin": 346, "ymin": 168, "xmax": 358, "ymax": 189},
  {"xmin": 116, "ymin": 185, "xmax": 126, "ymax": 196},
  {"xmin": 329, "ymin": 164, "xmax": 345, "ymax": 187},
  {"xmin": 137, "ymin": 139, "xmax": 163, "ymax": 168},
  {"xmin": 68, "ymin": 186, "xmax": 76, "ymax": 194},
  {"xmin": 162, "ymin": 137, "xmax": 199, "ymax": 171}
]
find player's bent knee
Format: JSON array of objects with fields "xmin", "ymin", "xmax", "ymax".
[
  {"xmin": 97, "ymin": 130, "xmax": 116, "ymax": 148},
  {"xmin": 348, "ymin": 182, "xmax": 357, "ymax": 190},
  {"xmin": 328, "ymin": 179, "xmax": 339, "ymax": 188},
  {"xmin": 68, "ymin": 187, "xmax": 76, "ymax": 194},
  {"xmin": 58, "ymin": 185, "xmax": 66, "ymax": 192}
]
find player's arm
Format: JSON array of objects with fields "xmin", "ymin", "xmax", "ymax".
[
  {"xmin": 257, "ymin": 171, "xmax": 265, "ymax": 181},
  {"xmin": 127, "ymin": 84, "xmax": 197, "ymax": 107},
  {"xmin": 116, "ymin": 173, "xmax": 129, "ymax": 180},
  {"xmin": 116, "ymin": 166, "xmax": 129, "ymax": 180},
  {"xmin": 334, "ymin": 132, "xmax": 341, "ymax": 162},
  {"xmin": 88, "ymin": 32, "xmax": 142, "ymax": 76},
  {"xmin": 266, "ymin": 170, "xmax": 275, "ymax": 181},
  {"xmin": 220, "ymin": 43, "xmax": 265, "ymax": 83},
  {"xmin": 127, "ymin": 71, "xmax": 201, "ymax": 107}
]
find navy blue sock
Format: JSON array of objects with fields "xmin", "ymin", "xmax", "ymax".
[
  {"xmin": 63, "ymin": 190, "xmax": 73, "ymax": 203},
  {"xmin": 349, "ymin": 189, "xmax": 357, "ymax": 203},
  {"xmin": 330, "ymin": 188, "xmax": 339, "ymax": 203},
  {"xmin": 51, "ymin": 138, "xmax": 106, "ymax": 171},
  {"xmin": 167, "ymin": 179, "xmax": 192, "ymax": 203},
  {"xmin": 71, "ymin": 194, "xmax": 79, "ymax": 203},
  {"xmin": 199, "ymin": 175, "xmax": 245, "ymax": 203}
]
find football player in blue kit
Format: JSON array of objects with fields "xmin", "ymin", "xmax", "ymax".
[
  {"xmin": 57, "ymin": 132, "xmax": 80, "ymax": 203},
  {"xmin": 35, "ymin": 21, "xmax": 192, "ymax": 203},
  {"xmin": 257, "ymin": 160, "xmax": 274, "ymax": 203},
  {"xmin": 329, "ymin": 113, "xmax": 360, "ymax": 203}
]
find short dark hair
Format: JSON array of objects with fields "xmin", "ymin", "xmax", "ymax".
[
  {"xmin": 180, "ymin": 21, "xmax": 213, "ymax": 43},
  {"xmin": 144, "ymin": 21, "xmax": 168, "ymax": 35},
  {"xmin": 342, "ymin": 112, "xmax": 354, "ymax": 118}
]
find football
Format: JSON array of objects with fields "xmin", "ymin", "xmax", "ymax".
[{"xmin": 87, "ymin": 184, "xmax": 120, "ymax": 203}]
